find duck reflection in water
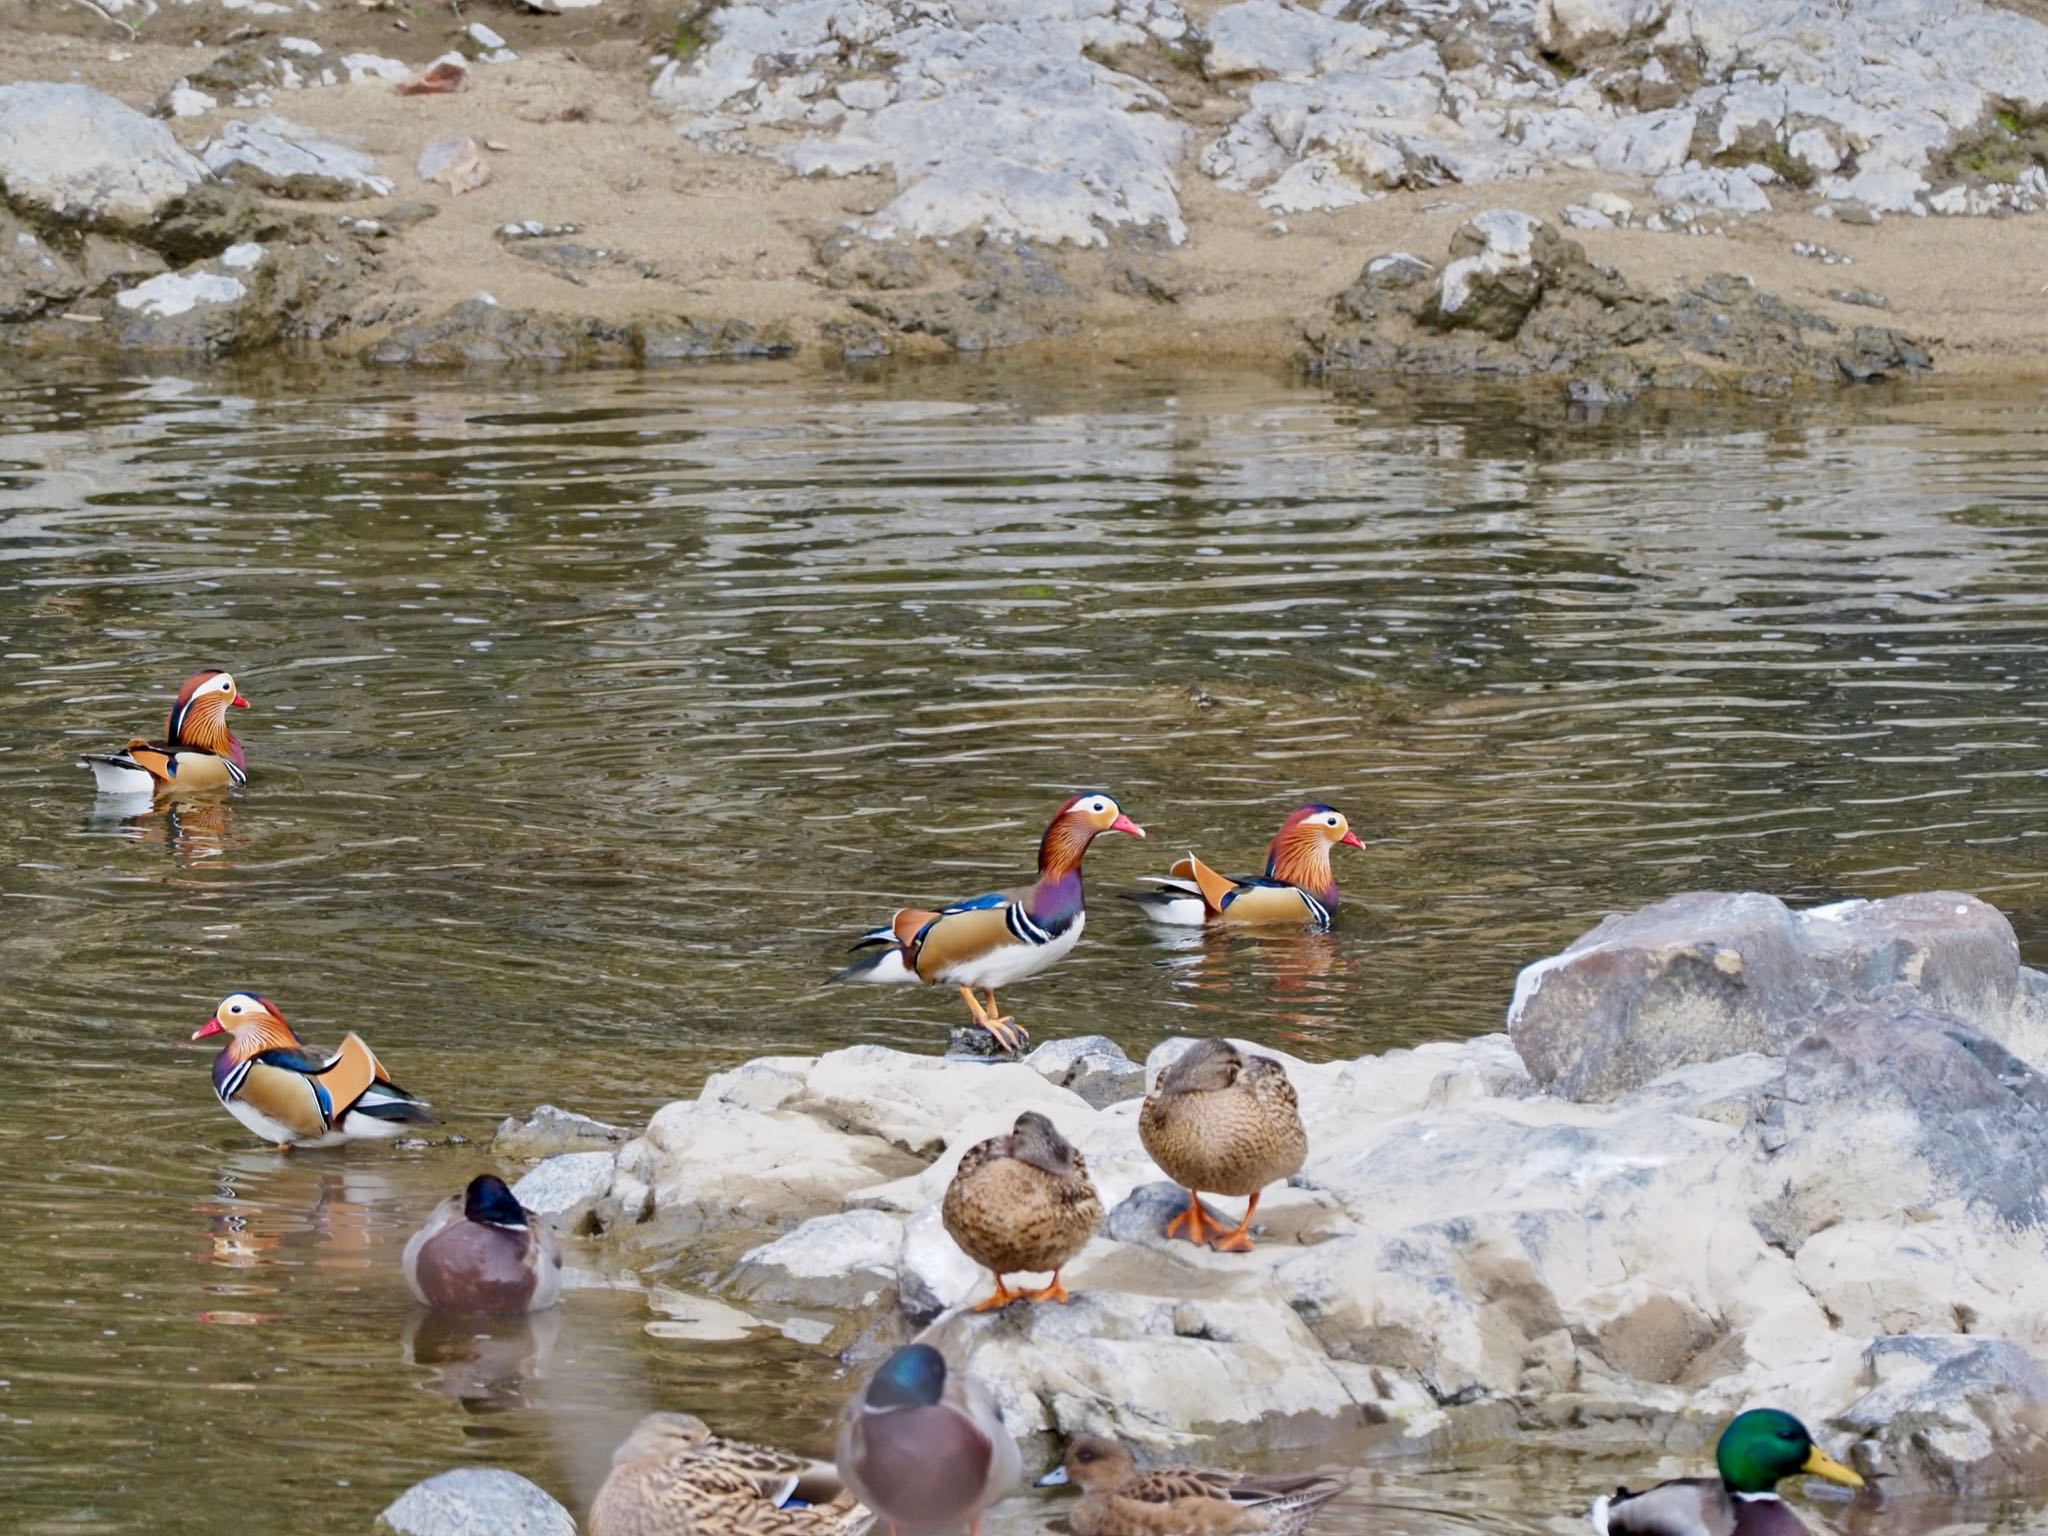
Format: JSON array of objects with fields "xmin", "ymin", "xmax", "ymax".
[
  {"xmin": 84, "ymin": 792, "xmax": 240, "ymax": 872},
  {"xmin": 1157, "ymin": 929, "xmax": 1356, "ymax": 1044},
  {"xmin": 197, "ymin": 1155, "xmax": 408, "ymax": 1275},
  {"xmin": 404, "ymin": 1307, "xmax": 565, "ymax": 1412}
]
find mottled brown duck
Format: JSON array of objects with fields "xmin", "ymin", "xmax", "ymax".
[
  {"xmin": 1138, "ymin": 1038, "xmax": 1306, "ymax": 1252},
  {"xmin": 942, "ymin": 1110, "xmax": 1103, "ymax": 1311}
]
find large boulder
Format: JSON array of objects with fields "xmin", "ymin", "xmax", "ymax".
[
  {"xmin": 0, "ymin": 83, "xmax": 207, "ymax": 227},
  {"xmin": 375, "ymin": 1469, "xmax": 576, "ymax": 1536}
]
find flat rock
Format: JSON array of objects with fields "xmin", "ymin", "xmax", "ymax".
[
  {"xmin": 376, "ymin": 1469, "xmax": 576, "ymax": 1536},
  {"xmin": 201, "ymin": 117, "xmax": 393, "ymax": 200},
  {"xmin": 1022, "ymin": 1035, "xmax": 1144, "ymax": 1108},
  {"xmin": 0, "ymin": 83, "xmax": 207, "ymax": 227},
  {"xmin": 511, "ymin": 1150, "xmax": 617, "ymax": 1235},
  {"xmin": 493, "ymin": 1103, "xmax": 629, "ymax": 1159}
]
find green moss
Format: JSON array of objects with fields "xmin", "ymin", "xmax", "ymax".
[{"xmin": 671, "ymin": 0, "xmax": 719, "ymax": 59}]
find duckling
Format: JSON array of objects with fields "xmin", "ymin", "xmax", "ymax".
[
  {"xmin": 1138, "ymin": 1039, "xmax": 1306, "ymax": 1252},
  {"xmin": 590, "ymin": 1412, "xmax": 869, "ymax": 1536},
  {"xmin": 942, "ymin": 1110, "xmax": 1103, "ymax": 1311},
  {"xmin": 836, "ymin": 1344, "xmax": 1020, "ymax": 1536},
  {"xmin": 1038, "ymin": 1436, "xmax": 1344, "ymax": 1536},
  {"xmin": 1591, "ymin": 1409, "xmax": 1864, "ymax": 1536},
  {"xmin": 403, "ymin": 1174, "xmax": 563, "ymax": 1316}
]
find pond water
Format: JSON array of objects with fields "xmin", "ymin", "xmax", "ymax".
[{"xmin": 3, "ymin": 363, "xmax": 2047, "ymax": 1533}]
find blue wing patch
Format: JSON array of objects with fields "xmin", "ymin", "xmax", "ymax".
[{"xmin": 940, "ymin": 892, "xmax": 1008, "ymax": 915}]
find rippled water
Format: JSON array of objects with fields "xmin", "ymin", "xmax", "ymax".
[{"xmin": 4, "ymin": 364, "xmax": 2048, "ymax": 1532}]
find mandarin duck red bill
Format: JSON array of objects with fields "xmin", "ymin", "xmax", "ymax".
[
  {"xmin": 829, "ymin": 792, "xmax": 1144, "ymax": 1055},
  {"xmin": 404, "ymin": 1174, "xmax": 562, "ymax": 1316},
  {"xmin": 194, "ymin": 992, "xmax": 434, "ymax": 1150},
  {"xmin": 80, "ymin": 668, "xmax": 250, "ymax": 796},
  {"xmin": 1125, "ymin": 805, "xmax": 1362, "ymax": 929}
]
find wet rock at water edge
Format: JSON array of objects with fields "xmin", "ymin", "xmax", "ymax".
[
  {"xmin": 511, "ymin": 1150, "xmax": 617, "ymax": 1235},
  {"xmin": 376, "ymin": 1468, "xmax": 576, "ymax": 1536},
  {"xmin": 0, "ymin": 209, "xmax": 86, "ymax": 321},
  {"xmin": 493, "ymin": 1103, "xmax": 628, "ymax": 1159},
  {"xmin": 0, "ymin": 83, "xmax": 208, "ymax": 229}
]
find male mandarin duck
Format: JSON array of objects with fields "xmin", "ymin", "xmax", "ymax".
[
  {"xmin": 836, "ymin": 1344, "xmax": 1020, "ymax": 1536},
  {"xmin": 193, "ymin": 991, "xmax": 434, "ymax": 1151},
  {"xmin": 1138, "ymin": 1039, "xmax": 1307, "ymax": 1253},
  {"xmin": 1592, "ymin": 1410, "xmax": 1863, "ymax": 1536},
  {"xmin": 831, "ymin": 793, "xmax": 1145, "ymax": 1055},
  {"xmin": 1038, "ymin": 1436, "xmax": 1345, "ymax": 1536},
  {"xmin": 403, "ymin": 1174, "xmax": 563, "ymax": 1316},
  {"xmin": 80, "ymin": 668, "xmax": 250, "ymax": 795},
  {"xmin": 1125, "ymin": 805, "xmax": 1362, "ymax": 929},
  {"xmin": 942, "ymin": 1110, "xmax": 1103, "ymax": 1312},
  {"xmin": 591, "ymin": 1412, "xmax": 871, "ymax": 1536}
]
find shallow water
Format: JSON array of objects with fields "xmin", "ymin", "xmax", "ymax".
[{"xmin": 4, "ymin": 364, "xmax": 2048, "ymax": 1532}]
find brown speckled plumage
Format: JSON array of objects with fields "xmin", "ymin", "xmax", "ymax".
[
  {"xmin": 1139, "ymin": 1040, "xmax": 1307, "ymax": 1250},
  {"xmin": 1048, "ymin": 1436, "xmax": 1345, "ymax": 1536},
  {"xmin": 943, "ymin": 1111, "xmax": 1102, "ymax": 1306},
  {"xmin": 589, "ymin": 1413, "xmax": 871, "ymax": 1536}
]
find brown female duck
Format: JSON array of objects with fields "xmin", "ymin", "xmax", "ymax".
[
  {"xmin": 942, "ymin": 1110, "xmax": 1103, "ymax": 1311},
  {"xmin": 1037, "ymin": 1436, "xmax": 1344, "ymax": 1536},
  {"xmin": 1138, "ymin": 1039, "xmax": 1307, "ymax": 1252},
  {"xmin": 590, "ymin": 1412, "xmax": 869, "ymax": 1536}
]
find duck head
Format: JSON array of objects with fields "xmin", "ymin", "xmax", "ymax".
[
  {"xmin": 192, "ymin": 992, "xmax": 298, "ymax": 1059},
  {"xmin": 1038, "ymin": 792, "xmax": 1145, "ymax": 879},
  {"xmin": 1716, "ymin": 1409, "xmax": 1863, "ymax": 1495},
  {"xmin": 609, "ymin": 1412, "xmax": 715, "ymax": 1467},
  {"xmin": 1006, "ymin": 1111, "xmax": 1085, "ymax": 1178},
  {"xmin": 1265, "ymin": 804, "xmax": 1361, "ymax": 902},
  {"xmin": 168, "ymin": 669, "xmax": 251, "ymax": 770},
  {"xmin": 1037, "ymin": 1435, "xmax": 1137, "ymax": 1490},
  {"xmin": 864, "ymin": 1343, "xmax": 949, "ymax": 1410},
  {"xmin": 463, "ymin": 1175, "xmax": 530, "ymax": 1230}
]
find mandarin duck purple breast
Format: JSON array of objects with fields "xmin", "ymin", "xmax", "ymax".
[
  {"xmin": 194, "ymin": 992, "xmax": 434, "ymax": 1151},
  {"xmin": 1125, "ymin": 805, "xmax": 1362, "ymax": 929},
  {"xmin": 80, "ymin": 668, "xmax": 250, "ymax": 796},
  {"xmin": 830, "ymin": 792, "xmax": 1144, "ymax": 1054}
]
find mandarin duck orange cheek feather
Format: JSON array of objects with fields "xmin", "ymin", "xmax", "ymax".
[
  {"xmin": 827, "ymin": 792, "xmax": 1144, "ymax": 1055},
  {"xmin": 80, "ymin": 668, "xmax": 250, "ymax": 797},
  {"xmin": 1126, "ymin": 805, "xmax": 1363, "ymax": 930},
  {"xmin": 194, "ymin": 991, "xmax": 433, "ymax": 1151}
]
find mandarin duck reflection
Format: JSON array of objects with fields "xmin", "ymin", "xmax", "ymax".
[
  {"xmin": 80, "ymin": 668, "xmax": 250, "ymax": 796},
  {"xmin": 1126, "ymin": 806, "xmax": 1362, "ymax": 929},
  {"xmin": 1591, "ymin": 1410, "xmax": 1863, "ymax": 1536},
  {"xmin": 403, "ymin": 1174, "xmax": 562, "ymax": 1316},
  {"xmin": 836, "ymin": 1344, "xmax": 1019, "ymax": 1536},
  {"xmin": 830, "ymin": 793, "xmax": 1144, "ymax": 1054},
  {"xmin": 194, "ymin": 992, "xmax": 434, "ymax": 1151}
]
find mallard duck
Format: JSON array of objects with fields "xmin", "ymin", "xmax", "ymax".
[
  {"xmin": 836, "ymin": 1343, "xmax": 1020, "ymax": 1536},
  {"xmin": 80, "ymin": 668, "xmax": 250, "ymax": 795},
  {"xmin": 1138, "ymin": 1039, "xmax": 1306, "ymax": 1252},
  {"xmin": 1591, "ymin": 1409, "xmax": 1864, "ymax": 1536},
  {"xmin": 1125, "ymin": 806, "xmax": 1363, "ymax": 929},
  {"xmin": 193, "ymin": 992, "xmax": 434, "ymax": 1150},
  {"xmin": 830, "ymin": 793, "xmax": 1145, "ymax": 1055},
  {"xmin": 403, "ymin": 1174, "xmax": 563, "ymax": 1316},
  {"xmin": 590, "ymin": 1412, "xmax": 870, "ymax": 1536},
  {"xmin": 942, "ymin": 1110, "xmax": 1103, "ymax": 1311},
  {"xmin": 1038, "ymin": 1436, "xmax": 1345, "ymax": 1536}
]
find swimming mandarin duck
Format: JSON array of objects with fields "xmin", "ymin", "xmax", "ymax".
[
  {"xmin": 80, "ymin": 668, "xmax": 250, "ymax": 795},
  {"xmin": 836, "ymin": 1343, "xmax": 1020, "ymax": 1536},
  {"xmin": 590, "ymin": 1412, "xmax": 871, "ymax": 1536},
  {"xmin": 403, "ymin": 1174, "xmax": 563, "ymax": 1316},
  {"xmin": 1591, "ymin": 1410, "xmax": 1863, "ymax": 1536},
  {"xmin": 1138, "ymin": 1039, "xmax": 1307, "ymax": 1252},
  {"xmin": 1038, "ymin": 1436, "xmax": 1345, "ymax": 1536},
  {"xmin": 193, "ymin": 992, "xmax": 434, "ymax": 1150},
  {"xmin": 942, "ymin": 1110, "xmax": 1103, "ymax": 1312},
  {"xmin": 1125, "ymin": 806, "xmax": 1362, "ymax": 929},
  {"xmin": 831, "ymin": 793, "xmax": 1144, "ymax": 1055}
]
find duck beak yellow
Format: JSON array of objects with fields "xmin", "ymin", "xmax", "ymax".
[{"xmin": 1802, "ymin": 1445, "xmax": 1864, "ymax": 1489}]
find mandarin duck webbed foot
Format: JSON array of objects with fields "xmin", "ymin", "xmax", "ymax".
[
  {"xmin": 79, "ymin": 668, "xmax": 251, "ymax": 797},
  {"xmin": 194, "ymin": 992, "xmax": 434, "ymax": 1150},
  {"xmin": 1125, "ymin": 805, "xmax": 1362, "ymax": 930},
  {"xmin": 944, "ymin": 1110, "xmax": 1103, "ymax": 1310}
]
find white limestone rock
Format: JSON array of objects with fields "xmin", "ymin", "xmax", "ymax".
[
  {"xmin": 0, "ymin": 83, "xmax": 207, "ymax": 226},
  {"xmin": 200, "ymin": 116, "xmax": 394, "ymax": 200}
]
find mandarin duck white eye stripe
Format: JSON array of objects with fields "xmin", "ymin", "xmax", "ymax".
[
  {"xmin": 79, "ymin": 667, "xmax": 251, "ymax": 797},
  {"xmin": 1123, "ymin": 804, "xmax": 1363, "ymax": 930}
]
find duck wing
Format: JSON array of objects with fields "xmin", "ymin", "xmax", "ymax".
[{"xmin": 1596, "ymin": 1478, "xmax": 1736, "ymax": 1536}]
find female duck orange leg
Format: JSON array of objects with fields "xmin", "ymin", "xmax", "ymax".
[
  {"xmin": 1165, "ymin": 1188, "xmax": 1217, "ymax": 1245},
  {"xmin": 970, "ymin": 1271, "xmax": 1024, "ymax": 1312},
  {"xmin": 1211, "ymin": 1192, "xmax": 1263, "ymax": 1252},
  {"xmin": 1022, "ymin": 1269, "xmax": 1072, "ymax": 1304}
]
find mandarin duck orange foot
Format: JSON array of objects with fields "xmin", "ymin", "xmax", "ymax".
[
  {"xmin": 403, "ymin": 1175, "xmax": 563, "ymax": 1316},
  {"xmin": 829, "ymin": 793, "xmax": 1144, "ymax": 1055},
  {"xmin": 1126, "ymin": 805, "xmax": 1362, "ymax": 929},
  {"xmin": 1138, "ymin": 1039, "xmax": 1307, "ymax": 1253},
  {"xmin": 942, "ymin": 1111, "xmax": 1103, "ymax": 1311},
  {"xmin": 80, "ymin": 668, "xmax": 250, "ymax": 796},
  {"xmin": 195, "ymin": 992, "xmax": 434, "ymax": 1151},
  {"xmin": 836, "ymin": 1344, "xmax": 1020, "ymax": 1536}
]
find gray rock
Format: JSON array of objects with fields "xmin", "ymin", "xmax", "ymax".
[
  {"xmin": 376, "ymin": 1468, "xmax": 576, "ymax": 1536},
  {"xmin": 510, "ymin": 1150, "xmax": 617, "ymax": 1235},
  {"xmin": 493, "ymin": 1103, "xmax": 628, "ymax": 1160},
  {"xmin": 728, "ymin": 1208, "xmax": 905, "ymax": 1311},
  {"xmin": 1023, "ymin": 1035, "xmax": 1144, "ymax": 1108},
  {"xmin": 0, "ymin": 83, "xmax": 208, "ymax": 227},
  {"xmin": 200, "ymin": 118, "xmax": 393, "ymax": 201},
  {"xmin": 0, "ymin": 210, "xmax": 85, "ymax": 320},
  {"xmin": 1837, "ymin": 1336, "xmax": 2048, "ymax": 1494}
]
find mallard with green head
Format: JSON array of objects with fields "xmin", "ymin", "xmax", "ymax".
[{"xmin": 1591, "ymin": 1409, "xmax": 1864, "ymax": 1536}]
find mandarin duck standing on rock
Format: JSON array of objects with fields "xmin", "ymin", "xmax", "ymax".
[
  {"xmin": 403, "ymin": 1174, "xmax": 562, "ymax": 1316},
  {"xmin": 80, "ymin": 668, "xmax": 250, "ymax": 795},
  {"xmin": 1038, "ymin": 1435, "xmax": 1346, "ymax": 1536},
  {"xmin": 830, "ymin": 793, "xmax": 1145, "ymax": 1055},
  {"xmin": 194, "ymin": 991, "xmax": 434, "ymax": 1151},
  {"xmin": 836, "ymin": 1343, "xmax": 1019, "ymax": 1536},
  {"xmin": 942, "ymin": 1110, "xmax": 1103, "ymax": 1311},
  {"xmin": 1126, "ymin": 805, "xmax": 1362, "ymax": 929},
  {"xmin": 1591, "ymin": 1410, "xmax": 1863, "ymax": 1536},
  {"xmin": 1139, "ymin": 1039, "xmax": 1307, "ymax": 1252},
  {"xmin": 590, "ymin": 1412, "xmax": 870, "ymax": 1536}
]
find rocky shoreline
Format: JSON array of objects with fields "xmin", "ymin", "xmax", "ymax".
[
  {"xmin": 2, "ymin": 0, "xmax": 2047, "ymax": 389},
  {"xmin": 476, "ymin": 887, "xmax": 2048, "ymax": 1517}
]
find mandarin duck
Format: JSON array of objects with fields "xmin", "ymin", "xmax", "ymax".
[
  {"xmin": 1138, "ymin": 1039, "xmax": 1306, "ymax": 1253},
  {"xmin": 835, "ymin": 1344, "xmax": 1020, "ymax": 1536},
  {"xmin": 830, "ymin": 793, "xmax": 1144, "ymax": 1055},
  {"xmin": 591, "ymin": 1412, "xmax": 871, "ymax": 1536},
  {"xmin": 194, "ymin": 991, "xmax": 434, "ymax": 1151},
  {"xmin": 1592, "ymin": 1410, "xmax": 1863, "ymax": 1536},
  {"xmin": 1038, "ymin": 1436, "xmax": 1345, "ymax": 1536},
  {"xmin": 80, "ymin": 668, "xmax": 250, "ymax": 796},
  {"xmin": 403, "ymin": 1174, "xmax": 563, "ymax": 1316},
  {"xmin": 942, "ymin": 1110, "xmax": 1103, "ymax": 1312},
  {"xmin": 1125, "ymin": 806, "xmax": 1362, "ymax": 929}
]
